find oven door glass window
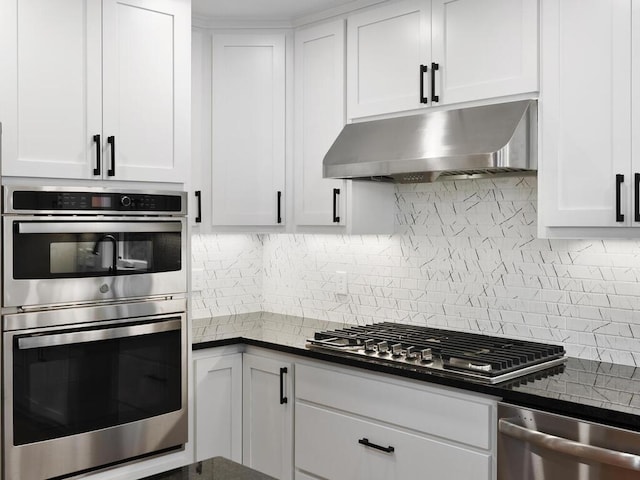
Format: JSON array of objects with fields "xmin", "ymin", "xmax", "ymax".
[
  {"xmin": 11, "ymin": 320, "xmax": 182, "ymax": 445},
  {"xmin": 12, "ymin": 221, "xmax": 181, "ymax": 279}
]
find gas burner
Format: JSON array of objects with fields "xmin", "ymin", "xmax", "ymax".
[{"xmin": 307, "ymin": 322, "xmax": 566, "ymax": 384}]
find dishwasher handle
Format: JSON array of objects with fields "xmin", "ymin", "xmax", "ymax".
[{"xmin": 499, "ymin": 418, "xmax": 640, "ymax": 472}]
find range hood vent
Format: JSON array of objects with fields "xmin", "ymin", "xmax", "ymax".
[{"xmin": 323, "ymin": 100, "xmax": 537, "ymax": 183}]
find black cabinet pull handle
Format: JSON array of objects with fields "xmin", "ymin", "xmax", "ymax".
[
  {"xmin": 616, "ymin": 174, "xmax": 624, "ymax": 222},
  {"xmin": 333, "ymin": 188, "xmax": 341, "ymax": 223},
  {"xmin": 279, "ymin": 367, "xmax": 288, "ymax": 404},
  {"xmin": 195, "ymin": 190, "xmax": 202, "ymax": 224},
  {"xmin": 277, "ymin": 191, "xmax": 282, "ymax": 224},
  {"xmin": 107, "ymin": 136, "xmax": 115, "ymax": 177},
  {"xmin": 635, "ymin": 174, "xmax": 640, "ymax": 222},
  {"xmin": 431, "ymin": 62, "xmax": 439, "ymax": 103},
  {"xmin": 93, "ymin": 134, "xmax": 101, "ymax": 175},
  {"xmin": 358, "ymin": 438, "xmax": 395, "ymax": 454},
  {"xmin": 419, "ymin": 64, "xmax": 428, "ymax": 104}
]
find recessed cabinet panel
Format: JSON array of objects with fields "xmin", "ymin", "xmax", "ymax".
[
  {"xmin": 296, "ymin": 403, "xmax": 492, "ymax": 480},
  {"xmin": 633, "ymin": 1, "xmax": 640, "ymax": 202},
  {"xmin": 431, "ymin": 0, "xmax": 538, "ymax": 104},
  {"xmin": 211, "ymin": 34, "xmax": 286, "ymax": 226},
  {"xmin": 243, "ymin": 353, "xmax": 293, "ymax": 480},
  {"xmin": 294, "ymin": 21, "xmax": 346, "ymax": 227},
  {"xmin": 347, "ymin": 0, "xmax": 431, "ymax": 119},
  {"xmin": 103, "ymin": 0, "xmax": 189, "ymax": 183},
  {"xmin": 0, "ymin": 0, "xmax": 102, "ymax": 178},
  {"xmin": 194, "ymin": 353, "xmax": 242, "ymax": 463},
  {"xmin": 539, "ymin": 0, "xmax": 631, "ymax": 228}
]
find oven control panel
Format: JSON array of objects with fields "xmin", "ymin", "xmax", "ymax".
[{"xmin": 8, "ymin": 189, "xmax": 185, "ymax": 214}]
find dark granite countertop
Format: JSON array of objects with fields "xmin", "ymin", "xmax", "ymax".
[
  {"xmin": 193, "ymin": 313, "xmax": 640, "ymax": 431},
  {"xmin": 143, "ymin": 457, "xmax": 276, "ymax": 480}
]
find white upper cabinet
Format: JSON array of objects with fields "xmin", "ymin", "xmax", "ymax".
[
  {"xmin": 538, "ymin": 0, "xmax": 633, "ymax": 233},
  {"xmin": 102, "ymin": 0, "xmax": 190, "ymax": 183},
  {"xmin": 347, "ymin": 0, "xmax": 539, "ymax": 119},
  {"xmin": 0, "ymin": 0, "xmax": 102, "ymax": 179},
  {"xmin": 294, "ymin": 20, "xmax": 395, "ymax": 233},
  {"xmin": 211, "ymin": 33, "xmax": 286, "ymax": 226},
  {"xmin": 0, "ymin": 0, "xmax": 189, "ymax": 183},
  {"xmin": 295, "ymin": 21, "xmax": 347, "ymax": 227},
  {"xmin": 431, "ymin": 0, "xmax": 539, "ymax": 105},
  {"xmin": 347, "ymin": 0, "xmax": 431, "ymax": 119}
]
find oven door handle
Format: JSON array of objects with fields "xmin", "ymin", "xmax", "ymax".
[
  {"xmin": 17, "ymin": 319, "xmax": 181, "ymax": 350},
  {"xmin": 499, "ymin": 418, "xmax": 640, "ymax": 471},
  {"xmin": 16, "ymin": 221, "xmax": 182, "ymax": 234}
]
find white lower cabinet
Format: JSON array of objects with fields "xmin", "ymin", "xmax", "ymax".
[
  {"xmin": 294, "ymin": 362, "xmax": 496, "ymax": 480},
  {"xmin": 193, "ymin": 350, "xmax": 497, "ymax": 480},
  {"xmin": 296, "ymin": 403, "xmax": 490, "ymax": 480},
  {"xmin": 243, "ymin": 352, "xmax": 294, "ymax": 480},
  {"xmin": 193, "ymin": 350, "xmax": 243, "ymax": 463}
]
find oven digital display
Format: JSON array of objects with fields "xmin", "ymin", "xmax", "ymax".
[{"xmin": 91, "ymin": 195, "xmax": 112, "ymax": 208}]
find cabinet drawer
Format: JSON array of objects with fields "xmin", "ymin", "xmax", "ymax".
[
  {"xmin": 296, "ymin": 363, "xmax": 493, "ymax": 449},
  {"xmin": 295, "ymin": 403, "xmax": 491, "ymax": 480}
]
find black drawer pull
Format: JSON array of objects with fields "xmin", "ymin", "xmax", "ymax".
[
  {"xmin": 107, "ymin": 135, "xmax": 116, "ymax": 177},
  {"xmin": 419, "ymin": 64, "xmax": 428, "ymax": 104},
  {"xmin": 93, "ymin": 134, "xmax": 101, "ymax": 175},
  {"xmin": 635, "ymin": 173, "xmax": 640, "ymax": 222},
  {"xmin": 279, "ymin": 367, "xmax": 288, "ymax": 404},
  {"xmin": 616, "ymin": 174, "xmax": 624, "ymax": 222},
  {"xmin": 333, "ymin": 188, "xmax": 341, "ymax": 223},
  {"xmin": 431, "ymin": 62, "xmax": 439, "ymax": 103},
  {"xmin": 358, "ymin": 438, "xmax": 395, "ymax": 453},
  {"xmin": 195, "ymin": 190, "xmax": 202, "ymax": 223},
  {"xmin": 277, "ymin": 191, "xmax": 282, "ymax": 224}
]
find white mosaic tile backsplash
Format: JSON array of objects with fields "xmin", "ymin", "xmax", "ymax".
[{"xmin": 194, "ymin": 177, "xmax": 640, "ymax": 366}]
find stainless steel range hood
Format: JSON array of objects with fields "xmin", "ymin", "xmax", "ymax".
[{"xmin": 323, "ymin": 100, "xmax": 537, "ymax": 183}]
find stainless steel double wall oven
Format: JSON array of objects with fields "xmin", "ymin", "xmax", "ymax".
[{"xmin": 1, "ymin": 186, "xmax": 189, "ymax": 480}]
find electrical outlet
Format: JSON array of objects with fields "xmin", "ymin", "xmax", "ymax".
[{"xmin": 335, "ymin": 270, "xmax": 348, "ymax": 295}]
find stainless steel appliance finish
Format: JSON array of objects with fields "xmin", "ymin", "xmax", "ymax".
[
  {"xmin": 308, "ymin": 322, "xmax": 566, "ymax": 384},
  {"xmin": 2, "ymin": 186, "xmax": 187, "ymax": 308},
  {"xmin": 1, "ymin": 186, "xmax": 189, "ymax": 480},
  {"xmin": 323, "ymin": 100, "xmax": 537, "ymax": 183},
  {"xmin": 3, "ymin": 298, "xmax": 188, "ymax": 480},
  {"xmin": 498, "ymin": 403, "xmax": 640, "ymax": 479}
]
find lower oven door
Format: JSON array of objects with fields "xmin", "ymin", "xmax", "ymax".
[
  {"xmin": 3, "ymin": 298, "xmax": 188, "ymax": 480},
  {"xmin": 498, "ymin": 402, "xmax": 640, "ymax": 480}
]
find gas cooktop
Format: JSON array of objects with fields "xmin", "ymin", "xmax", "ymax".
[{"xmin": 307, "ymin": 322, "xmax": 566, "ymax": 384}]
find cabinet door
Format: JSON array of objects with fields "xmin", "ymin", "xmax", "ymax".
[
  {"xmin": 102, "ymin": 0, "xmax": 190, "ymax": 183},
  {"xmin": 539, "ymin": 0, "xmax": 631, "ymax": 228},
  {"xmin": 294, "ymin": 21, "xmax": 347, "ymax": 227},
  {"xmin": 194, "ymin": 353, "xmax": 242, "ymax": 463},
  {"xmin": 0, "ymin": 0, "xmax": 102, "ymax": 179},
  {"xmin": 347, "ymin": 0, "xmax": 431, "ymax": 119},
  {"xmin": 243, "ymin": 354, "xmax": 293, "ymax": 480},
  {"xmin": 633, "ymin": 1, "xmax": 640, "ymax": 203},
  {"xmin": 211, "ymin": 34, "xmax": 286, "ymax": 226},
  {"xmin": 431, "ymin": 0, "xmax": 538, "ymax": 105},
  {"xmin": 191, "ymin": 28, "xmax": 211, "ymax": 229}
]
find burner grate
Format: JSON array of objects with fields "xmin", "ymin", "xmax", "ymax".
[{"xmin": 311, "ymin": 322, "xmax": 566, "ymax": 380}]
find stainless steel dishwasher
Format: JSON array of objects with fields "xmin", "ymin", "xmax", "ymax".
[{"xmin": 498, "ymin": 402, "xmax": 640, "ymax": 479}]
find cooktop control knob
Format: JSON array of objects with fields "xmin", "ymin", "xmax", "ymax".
[
  {"xmin": 377, "ymin": 341, "xmax": 389, "ymax": 354},
  {"xmin": 364, "ymin": 339, "xmax": 376, "ymax": 352},
  {"xmin": 120, "ymin": 195, "xmax": 132, "ymax": 207},
  {"xmin": 405, "ymin": 346, "xmax": 417, "ymax": 359},
  {"xmin": 419, "ymin": 348, "xmax": 433, "ymax": 362},
  {"xmin": 391, "ymin": 343, "xmax": 403, "ymax": 357}
]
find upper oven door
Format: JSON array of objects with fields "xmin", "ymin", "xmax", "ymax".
[{"xmin": 3, "ymin": 216, "xmax": 186, "ymax": 308}]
